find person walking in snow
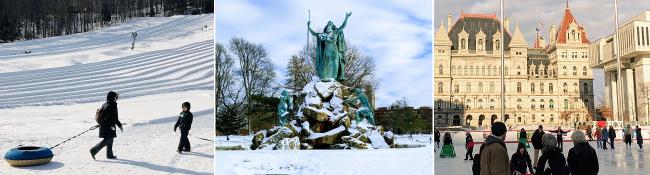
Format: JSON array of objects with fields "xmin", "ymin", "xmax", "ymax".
[
  {"xmin": 535, "ymin": 133, "xmax": 568, "ymax": 175},
  {"xmin": 90, "ymin": 91, "xmax": 123, "ymax": 160},
  {"xmin": 624, "ymin": 124, "xmax": 633, "ymax": 149},
  {"xmin": 608, "ymin": 126, "xmax": 616, "ymax": 149},
  {"xmin": 636, "ymin": 126, "xmax": 644, "ymax": 151},
  {"xmin": 601, "ymin": 126, "xmax": 609, "ymax": 150},
  {"xmin": 174, "ymin": 102, "xmax": 194, "ymax": 153},
  {"xmin": 465, "ymin": 132, "xmax": 474, "ymax": 160},
  {"xmin": 567, "ymin": 130, "xmax": 599, "ymax": 175},
  {"xmin": 595, "ymin": 126, "xmax": 602, "ymax": 148},
  {"xmin": 531, "ymin": 125, "xmax": 545, "ymax": 166},
  {"xmin": 479, "ymin": 122, "xmax": 510, "ymax": 175},
  {"xmin": 510, "ymin": 143, "xmax": 534, "ymax": 175}
]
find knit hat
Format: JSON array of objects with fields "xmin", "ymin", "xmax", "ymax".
[{"xmin": 491, "ymin": 122, "xmax": 507, "ymax": 136}]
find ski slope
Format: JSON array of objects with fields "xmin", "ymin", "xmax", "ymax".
[{"xmin": 0, "ymin": 14, "xmax": 214, "ymax": 174}]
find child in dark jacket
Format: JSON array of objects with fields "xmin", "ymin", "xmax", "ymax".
[{"xmin": 174, "ymin": 102, "xmax": 194, "ymax": 153}]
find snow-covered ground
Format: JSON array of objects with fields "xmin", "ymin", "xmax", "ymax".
[
  {"xmin": 0, "ymin": 14, "xmax": 214, "ymax": 174},
  {"xmin": 215, "ymin": 134, "xmax": 433, "ymax": 175},
  {"xmin": 435, "ymin": 130, "xmax": 650, "ymax": 175}
]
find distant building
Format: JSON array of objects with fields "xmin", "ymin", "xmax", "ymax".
[
  {"xmin": 434, "ymin": 3, "xmax": 594, "ymax": 127},
  {"xmin": 589, "ymin": 11, "xmax": 650, "ymax": 124}
]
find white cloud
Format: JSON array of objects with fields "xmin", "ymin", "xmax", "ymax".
[{"xmin": 216, "ymin": 0, "xmax": 432, "ymax": 107}]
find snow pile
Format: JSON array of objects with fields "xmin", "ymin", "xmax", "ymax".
[{"xmin": 250, "ymin": 78, "xmax": 401, "ymax": 150}]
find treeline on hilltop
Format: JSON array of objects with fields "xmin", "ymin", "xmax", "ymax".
[{"xmin": 0, "ymin": 0, "xmax": 214, "ymax": 42}]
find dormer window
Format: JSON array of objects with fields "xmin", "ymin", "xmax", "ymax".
[
  {"xmin": 495, "ymin": 40, "xmax": 500, "ymax": 50},
  {"xmin": 461, "ymin": 38, "xmax": 466, "ymax": 50},
  {"xmin": 478, "ymin": 39, "xmax": 484, "ymax": 51}
]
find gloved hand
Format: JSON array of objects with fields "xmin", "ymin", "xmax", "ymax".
[{"xmin": 174, "ymin": 127, "xmax": 177, "ymax": 132}]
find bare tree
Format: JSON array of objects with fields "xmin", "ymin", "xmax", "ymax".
[{"xmin": 228, "ymin": 37, "xmax": 276, "ymax": 134}]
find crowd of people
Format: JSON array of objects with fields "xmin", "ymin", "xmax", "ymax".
[{"xmin": 436, "ymin": 123, "xmax": 647, "ymax": 175}]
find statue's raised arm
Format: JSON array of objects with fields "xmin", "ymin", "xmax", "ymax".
[
  {"xmin": 338, "ymin": 12, "xmax": 352, "ymax": 31},
  {"xmin": 307, "ymin": 21, "xmax": 318, "ymax": 36}
]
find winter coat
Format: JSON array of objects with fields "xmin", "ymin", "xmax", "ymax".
[
  {"xmin": 480, "ymin": 135, "xmax": 510, "ymax": 175},
  {"xmin": 520, "ymin": 130, "xmax": 527, "ymax": 139},
  {"xmin": 602, "ymin": 128, "xmax": 609, "ymax": 139},
  {"xmin": 609, "ymin": 128, "xmax": 617, "ymax": 139},
  {"xmin": 510, "ymin": 151, "xmax": 534, "ymax": 174},
  {"xmin": 466, "ymin": 136, "xmax": 474, "ymax": 148},
  {"xmin": 551, "ymin": 129, "xmax": 567, "ymax": 142},
  {"xmin": 443, "ymin": 133, "xmax": 452, "ymax": 145},
  {"xmin": 174, "ymin": 111, "xmax": 193, "ymax": 131},
  {"xmin": 535, "ymin": 146, "xmax": 568, "ymax": 175},
  {"xmin": 595, "ymin": 128, "xmax": 602, "ymax": 139},
  {"xmin": 636, "ymin": 128, "xmax": 643, "ymax": 143},
  {"xmin": 98, "ymin": 97, "xmax": 122, "ymax": 138},
  {"xmin": 567, "ymin": 142, "xmax": 599, "ymax": 175},
  {"xmin": 531, "ymin": 130, "xmax": 545, "ymax": 149}
]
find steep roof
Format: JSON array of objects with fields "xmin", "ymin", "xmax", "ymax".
[
  {"xmin": 448, "ymin": 12, "xmax": 512, "ymax": 51},
  {"xmin": 510, "ymin": 24, "xmax": 528, "ymax": 47},
  {"xmin": 435, "ymin": 22, "xmax": 452, "ymax": 46},
  {"xmin": 555, "ymin": 6, "xmax": 590, "ymax": 44}
]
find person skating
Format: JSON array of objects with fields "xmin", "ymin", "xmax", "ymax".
[
  {"xmin": 443, "ymin": 130, "xmax": 452, "ymax": 145},
  {"xmin": 518, "ymin": 128, "xmax": 530, "ymax": 148},
  {"xmin": 90, "ymin": 91, "xmax": 123, "ymax": 160},
  {"xmin": 601, "ymin": 126, "xmax": 609, "ymax": 149},
  {"xmin": 608, "ymin": 126, "xmax": 616, "ymax": 149},
  {"xmin": 535, "ymin": 133, "xmax": 568, "ymax": 175},
  {"xmin": 434, "ymin": 129, "xmax": 441, "ymax": 151},
  {"xmin": 531, "ymin": 125, "xmax": 545, "ymax": 166},
  {"xmin": 636, "ymin": 126, "xmax": 644, "ymax": 151},
  {"xmin": 510, "ymin": 143, "xmax": 535, "ymax": 175},
  {"xmin": 595, "ymin": 126, "xmax": 602, "ymax": 148},
  {"xmin": 624, "ymin": 124, "xmax": 633, "ymax": 149},
  {"xmin": 567, "ymin": 130, "xmax": 599, "ymax": 175},
  {"xmin": 550, "ymin": 126, "xmax": 569, "ymax": 150},
  {"xmin": 465, "ymin": 132, "xmax": 474, "ymax": 160},
  {"xmin": 479, "ymin": 122, "xmax": 510, "ymax": 175},
  {"xmin": 174, "ymin": 102, "xmax": 194, "ymax": 153}
]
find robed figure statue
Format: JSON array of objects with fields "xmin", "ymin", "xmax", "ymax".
[{"xmin": 308, "ymin": 12, "xmax": 351, "ymax": 82}]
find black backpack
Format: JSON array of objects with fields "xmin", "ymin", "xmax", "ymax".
[{"xmin": 472, "ymin": 143, "xmax": 490, "ymax": 175}]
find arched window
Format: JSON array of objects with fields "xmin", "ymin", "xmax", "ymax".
[
  {"xmin": 517, "ymin": 99, "xmax": 522, "ymax": 109},
  {"xmin": 437, "ymin": 99, "xmax": 443, "ymax": 110},
  {"xmin": 549, "ymin": 83, "xmax": 554, "ymax": 93},
  {"xmin": 563, "ymin": 83, "xmax": 568, "ymax": 93},
  {"xmin": 438, "ymin": 82, "xmax": 443, "ymax": 93},
  {"xmin": 466, "ymin": 99, "xmax": 472, "ymax": 109},
  {"xmin": 531, "ymin": 83, "xmax": 536, "ymax": 93},
  {"xmin": 454, "ymin": 99, "xmax": 461, "ymax": 109},
  {"xmin": 490, "ymin": 82, "xmax": 495, "ymax": 93},
  {"xmin": 531, "ymin": 99, "xmax": 536, "ymax": 109},
  {"xmin": 540, "ymin": 99, "xmax": 545, "ymax": 109},
  {"xmin": 540, "ymin": 83, "xmax": 545, "ymax": 94},
  {"xmin": 573, "ymin": 66, "xmax": 577, "ymax": 76},
  {"xmin": 461, "ymin": 38, "xmax": 466, "ymax": 50},
  {"xmin": 549, "ymin": 99, "xmax": 555, "ymax": 109},
  {"xmin": 478, "ymin": 39, "xmax": 484, "ymax": 51},
  {"xmin": 563, "ymin": 66, "xmax": 567, "ymax": 75},
  {"xmin": 517, "ymin": 82, "xmax": 522, "ymax": 93},
  {"xmin": 564, "ymin": 99, "xmax": 569, "ymax": 109},
  {"xmin": 495, "ymin": 40, "xmax": 501, "ymax": 50},
  {"xmin": 490, "ymin": 99, "xmax": 495, "ymax": 109},
  {"xmin": 582, "ymin": 66, "xmax": 587, "ymax": 76},
  {"xmin": 478, "ymin": 99, "xmax": 484, "ymax": 109},
  {"xmin": 532, "ymin": 114, "xmax": 536, "ymax": 122},
  {"xmin": 438, "ymin": 64, "xmax": 444, "ymax": 75}
]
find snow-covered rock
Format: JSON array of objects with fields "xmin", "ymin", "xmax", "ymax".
[
  {"xmin": 367, "ymin": 130, "xmax": 390, "ymax": 149},
  {"xmin": 275, "ymin": 136, "xmax": 301, "ymax": 150}
]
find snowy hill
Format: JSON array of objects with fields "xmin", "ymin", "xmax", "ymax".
[{"xmin": 0, "ymin": 14, "xmax": 214, "ymax": 174}]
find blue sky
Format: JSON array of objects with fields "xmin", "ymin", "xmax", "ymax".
[
  {"xmin": 435, "ymin": 0, "xmax": 650, "ymax": 105},
  {"xmin": 216, "ymin": 0, "xmax": 433, "ymax": 107}
]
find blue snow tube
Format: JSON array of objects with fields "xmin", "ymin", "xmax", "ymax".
[{"xmin": 4, "ymin": 146, "xmax": 53, "ymax": 167}]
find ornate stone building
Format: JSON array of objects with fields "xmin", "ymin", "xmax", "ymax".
[
  {"xmin": 434, "ymin": 5, "xmax": 595, "ymax": 127},
  {"xmin": 589, "ymin": 11, "xmax": 650, "ymax": 124}
]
